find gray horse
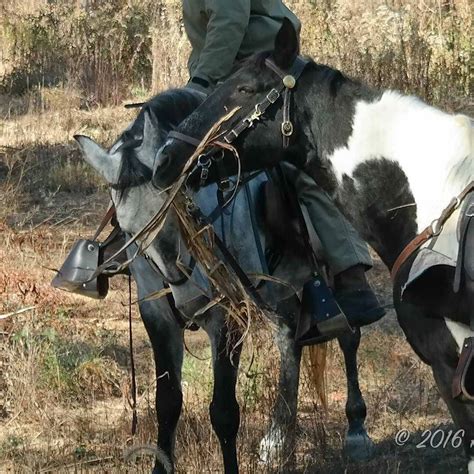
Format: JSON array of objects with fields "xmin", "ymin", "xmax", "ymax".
[{"xmin": 75, "ymin": 89, "xmax": 374, "ymax": 473}]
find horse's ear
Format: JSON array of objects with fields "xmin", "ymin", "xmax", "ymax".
[
  {"xmin": 136, "ymin": 109, "xmax": 161, "ymax": 169},
  {"xmin": 273, "ymin": 18, "xmax": 299, "ymax": 70},
  {"xmin": 74, "ymin": 135, "xmax": 121, "ymax": 185}
]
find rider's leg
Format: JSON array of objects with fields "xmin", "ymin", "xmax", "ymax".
[{"xmin": 281, "ymin": 164, "xmax": 385, "ymax": 327}]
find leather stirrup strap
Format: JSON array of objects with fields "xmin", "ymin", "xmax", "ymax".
[{"xmin": 92, "ymin": 204, "xmax": 116, "ymax": 241}]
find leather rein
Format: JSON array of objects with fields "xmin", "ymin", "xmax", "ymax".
[{"xmin": 167, "ymin": 56, "xmax": 309, "ymax": 189}]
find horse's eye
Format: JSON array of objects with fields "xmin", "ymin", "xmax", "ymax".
[{"xmin": 238, "ymin": 85, "xmax": 255, "ymax": 94}]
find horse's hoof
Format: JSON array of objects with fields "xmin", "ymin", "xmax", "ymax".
[{"xmin": 343, "ymin": 432, "xmax": 375, "ymax": 461}]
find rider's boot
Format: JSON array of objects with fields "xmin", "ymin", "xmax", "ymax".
[
  {"xmin": 334, "ymin": 264, "xmax": 386, "ymax": 327},
  {"xmin": 296, "ymin": 265, "xmax": 385, "ymax": 345}
]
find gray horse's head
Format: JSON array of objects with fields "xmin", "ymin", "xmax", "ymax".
[{"xmin": 75, "ymin": 90, "xmax": 203, "ymax": 283}]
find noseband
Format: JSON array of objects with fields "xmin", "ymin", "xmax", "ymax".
[{"xmin": 167, "ymin": 56, "xmax": 309, "ymax": 188}]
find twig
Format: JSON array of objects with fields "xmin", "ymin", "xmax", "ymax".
[{"xmin": 0, "ymin": 306, "xmax": 36, "ymax": 320}]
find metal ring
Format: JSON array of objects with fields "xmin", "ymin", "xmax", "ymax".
[
  {"xmin": 197, "ymin": 154, "xmax": 211, "ymax": 168},
  {"xmin": 430, "ymin": 219, "xmax": 442, "ymax": 236}
]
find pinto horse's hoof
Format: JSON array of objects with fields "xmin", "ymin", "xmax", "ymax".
[{"xmin": 343, "ymin": 432, "xmax": 375, "ymax": 461}]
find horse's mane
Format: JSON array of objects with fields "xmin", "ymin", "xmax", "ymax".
[
  {"xmin": 114, "ymin": 88, "xmax": 203, "ymax": 192},
  {"xmin": 240, "ymin": 51, "xmax": 378, "ymax": 102}
]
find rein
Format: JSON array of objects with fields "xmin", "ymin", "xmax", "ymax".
[
  {"xmin": 391, "ymin": 181, "xmax": 474, "ymax": 280},
  {"xmin": 167, "ymin": 56, "xmax": 309, "ymax": 188}
]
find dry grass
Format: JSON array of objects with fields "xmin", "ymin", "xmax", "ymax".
[{"xmin": 0, "ymin": 0, "xmax": 471, "ymax": 471}]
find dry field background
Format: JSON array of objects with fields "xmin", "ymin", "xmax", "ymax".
[{"xmin": 0, "ymin": 0, "xmax": 472, "ymax": 472}]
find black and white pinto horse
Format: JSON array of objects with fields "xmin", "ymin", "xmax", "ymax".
[
  {"xmin": 75, "ymin": 90, "xmax": 376, "ymax": 473},
  {"xmin": 153, "ymin": 19, "xmax": 474, "ymax": 473}
]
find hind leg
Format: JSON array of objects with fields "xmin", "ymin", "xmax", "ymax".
[
  {"xmin": 259, "ymin": 295, "xmax": 302, "ymax": 469},
  {"xmin": 338, "ymin": 328, "xmax": 375, "ymax": 461},
  {"xmin": 397, "ymin": 299, "xmax": 474, "ymax": 472}
]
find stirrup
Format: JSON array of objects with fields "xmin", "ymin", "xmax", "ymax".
[{"xmin": 296, "ymin": 275, "xmax": 354, "ymax": 346}]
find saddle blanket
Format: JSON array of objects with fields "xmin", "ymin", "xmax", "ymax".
[{"xmin": 172, "ymin": 172, "xmax": 269, "ymax": 306}]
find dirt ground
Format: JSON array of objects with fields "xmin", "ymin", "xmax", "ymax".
[{"xmin": 0, "ymin": 96, "xmax": 470, "ymax": 473}]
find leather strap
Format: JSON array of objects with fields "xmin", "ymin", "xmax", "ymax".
[
  {"xmin": 168, "ymin": 131, "xmax": 202, "ymax": 148},
  {"xmin": 391, "ymin": 181, "xmax": 474, "ymax": 280},
  {"xmin": 452, "ymin": 336, "xmax": 474, "ymax": 400},
  {"xmin": 391, "ymin": 227, "xmax": 434, "ymax": 281},
  {"xmin": 127, "ymin": 275, "xmax": 138, "ymax": 435},
  {"xmin": 92, "ymin": 204, "xmax": 116, "ymax": 241}
]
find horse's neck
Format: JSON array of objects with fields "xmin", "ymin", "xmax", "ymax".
[
  {"xmin": 336, "ymin": 159, "xmax": 418, "ymax": 271},
  {"xmin": 323, "ymin": 90, "xmax": 473, "ymax": 231}
]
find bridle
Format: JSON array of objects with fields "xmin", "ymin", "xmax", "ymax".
[{"xmin": 167, "ymin": 55, "xmax": 309, "ymax": 189}]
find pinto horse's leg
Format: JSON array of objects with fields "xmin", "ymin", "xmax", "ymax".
[
  {"xmin": 130, "ymin": 256, "xmax": 184, "ymax": 474},
  {"xmin": 337, "ymin": 328, "xmax": 375, "ymax": 461},
  {"xmin": 397, "ymin": 300, "xmax": 474, "ymax": 473},
  {"xmin": 203, "ymin": 316, "xmax": 242, "ymax": 474},
  {"xmin": 431, "ymin": 361, "xmax": 474, "ymax": 473},
  {"xmin": 259, "ymin": 296, "xmax": 302, "ymax": 469}
]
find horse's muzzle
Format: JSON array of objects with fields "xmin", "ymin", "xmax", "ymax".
[{"xmin": 152, "ymin": 143, "xmax": 183, "ymax": 189}]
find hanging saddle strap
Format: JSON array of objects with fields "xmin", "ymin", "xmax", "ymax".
[{"xmin": 92, "ymin": 203, "xmax": 116, "ymax": 241}]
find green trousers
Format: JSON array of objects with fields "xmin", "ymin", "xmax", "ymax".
[{"xmin": 282, "ymin": 164, "xmax": 372, "ymax": 275}]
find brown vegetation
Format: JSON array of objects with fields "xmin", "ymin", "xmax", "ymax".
[{"xmin": 0, "ymin": 0, "xmax": 471, "ymax": 471}]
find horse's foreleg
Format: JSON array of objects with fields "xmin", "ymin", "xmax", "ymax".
[
  {"xmin": 139, "ymin": 301, "xmax": 184, "ymax": 474},
  {"xmin": 338, "ymin": 328, "xmax": 375, "ymax": 461},
  {"xmin": 259, "ymin": 296, "xmax": 302, "ymax": 468},
  {"xmin": 205, "ymin": 317, "xmax": 242, "ymax": 474}
]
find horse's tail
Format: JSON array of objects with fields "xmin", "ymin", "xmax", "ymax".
[{"xmin": 303, "ymin": 343, "xmax": 329, "ymax": 409}]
